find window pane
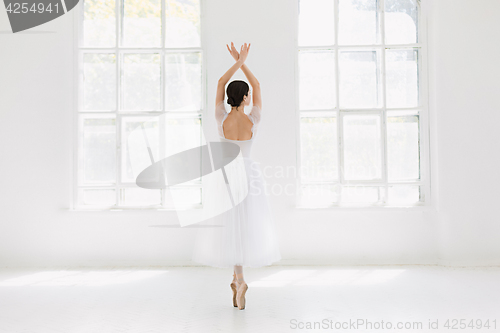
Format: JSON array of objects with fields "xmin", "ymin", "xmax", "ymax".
[
  {"xmin": 386, "ymin": 49, "xmax": 418, "ymax": 108},
  {"xmin": 342, "ymin": 114, "xmax": 382, "ymax": 180},
  {"xmin": 298, "ymin": 0, "xmax": 335, "ymax": 46},
  {"xmin": 341, "ymin": 186, "xmax": 380, "ymax": 203},
  {"xmin": 80, "ymin": 188, "xmax": 116, "ymax": 205},
  {"xmin": 122, "ymin": 54, "xmax": 161, "ymax": 111},
  {"xmin": 123, "ymin": 0, "xmax": 161, "ymax": 47},
  {"xmin": 387, "ymin": 114, "xmax": 419, "ymax": 180},
  {"xmin": 339, "ymin": 0, "xmax": 379, "ymax": 45},
  {"xmin": 165, "ymin": 117, "xmax": 202, "ymax": 158},
  {"xmin": 300, "ymin": 117, "xmax": 338, "ymax": 181},
  {"xmin": 80, "ymin": 117, "xmax": 116, "ymax": 183},
  {"xmin": 385, "ymin": 0, "xmax": 418, "ymax": 44},
  {"xmin": 165, "ymin": 0, "xmax": 201, "ymax": 48},
  {"xmin": 122, "ymin": 188, "xmax": 161, "ymax": 206},
  {"xmin": 300, "ymin": 184, "xmax": 340, "ymax": 207},
  {"xmin": 387, "ymin": 185, "xmax": 420, "ymax": 204},
  {"xmin": 122, "ymin": 117, "xmax": 160, "ymax": 183},
  {"xmin": 299, "ymin": 51, "xmax": 336, "ymax": 110},
  {"xmin": 339, "ymin": 51, "xmax": 380, "ymax": 108},
  {"xmin": 165, "ymin": 53, "xmax": 202, "ymax": 111},
  {"xmin": 83, "ymin": 54, "xmax": 116, "ymax": 111},
  {"xmin": 83, "ymin": 0, "xmax": 115, "ymax": 47},
  {"xmin": 166, "ymin": 186, "xmax": 202, "ymax": 207}
]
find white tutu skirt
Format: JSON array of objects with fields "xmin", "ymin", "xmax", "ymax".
[{"xmin": 191, "ymin": 156, "xmax": 281, "ymax": 268}]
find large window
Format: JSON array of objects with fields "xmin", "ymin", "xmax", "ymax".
[
  {"xmin": 297, "ymin": 0, "xmax": 429, "ymax": 207},
  {"xmin": 75, "ymin": 0, "xmax": 203, "ymax": 210}
]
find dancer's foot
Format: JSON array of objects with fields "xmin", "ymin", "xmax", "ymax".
[
  {"xmin": 236, "ymin": 281, "xmax": 248, "ymax": 310},
  {"xmin": 230, "ymin": 273, "xmax": 239, "ymax": 307}
]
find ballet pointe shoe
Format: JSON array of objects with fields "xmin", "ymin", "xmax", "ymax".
[
  {"xmin": 230, "ymin": 281, "xmax": 239, "ymax": 307},
  {"xmin": 236, "ymin": 281, "xmax": 248, "ymax": 310},
  {"xmin": 230, "ymin": 273, "xmax": 239, "ymax": 307}
]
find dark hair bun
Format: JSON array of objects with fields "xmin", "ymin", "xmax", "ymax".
[{"xmin": 226, "ymin": 80, "xmax": 250, "ymax": 108}]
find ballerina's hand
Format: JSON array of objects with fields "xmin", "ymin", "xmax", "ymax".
[
  {"xmin": 238, "ymin": 43, "xmax": 250, "ymax": 64},
  {"xmin": 226, "ymin": 42, "xmax": 240, "ymax": 62}
]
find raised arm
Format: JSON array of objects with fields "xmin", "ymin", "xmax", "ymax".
[
  {"xmin": 224, "ymin": 42, "xmax": 261, "ymax": 110},
  {"xmin": 240, "ymin": 63, "xmax": 261, "ymax": 110},
  {"xmin": 216, "ymin": 59, "xmax": 243, "ymax": 108}
]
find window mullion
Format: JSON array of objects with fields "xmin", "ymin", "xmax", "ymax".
[
  {"xmin": 114, "ymin": 0, "xmax": 120, "ymax": 207},
  {"xmin": 419, "ymin": 0, "xmax": 430, "ymax": 204},
  {"xmin": 334, "ymin": 0, "xmax": 342, "ymax": 204},
  {"xmin": 160, "ymin": 96, "xmax": 166, "ymax": 208},
  {"xmin": 116, "ymin": 112, "xmax": 122, "ymax": 206},
  {"xmin": 161, "ymin": 0, "xmax": 165, "ymax": 50},
  {"xmin": 380, "ymin": 0, "xmax": 388, "ymax": 204},
  {"xmin": 299, "ymin": 43, "xmax": 422, "ymax": 50},
  {"xmin": 160, "ymin": 0, "xmax": 166, "ymax": 207},
  {"xmin": 72, "ymin": 20, "xmax": 80, "ymax": 209},
  {"xmin": 117, "ymin": 52, "xmax": 123, "ymax": 205}
]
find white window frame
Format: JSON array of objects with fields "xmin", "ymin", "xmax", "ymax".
[
  {"xmin": 295, "ymin": 0, "xmax": 431, "ymax": 209},
  {"xmin": 71, "ymin": 0, "xmax": 206, "ymax": 211}
]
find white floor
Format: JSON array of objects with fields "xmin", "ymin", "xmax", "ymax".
[{"xmin": 0, "ymin": 266, "xmax": 499, "ymax": 333}]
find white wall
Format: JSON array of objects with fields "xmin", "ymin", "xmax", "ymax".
[
  {"xmin": 0, "ymin": 0, "xmax": 498, "ymax": 268},
  {"xmin": 427, "ymin": 0, "xmax": 500, "ymax": 265}
]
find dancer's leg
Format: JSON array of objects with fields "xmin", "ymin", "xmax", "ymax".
[{"xmin": 234, "ymin": 265, "xmax": 244, "ymax": 284}]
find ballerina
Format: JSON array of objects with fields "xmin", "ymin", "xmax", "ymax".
[{"xmin": 191, "ymin": 42, "xmax": 281, "ymax": 310}]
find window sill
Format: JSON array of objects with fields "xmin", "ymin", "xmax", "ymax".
[
  {"xmin": 294, "ymin": 203, "xmax": 437, "ymax": 212},
  {"xmin": 67, "ymin": 205, "xmax": 203, "ymax": 212}
]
